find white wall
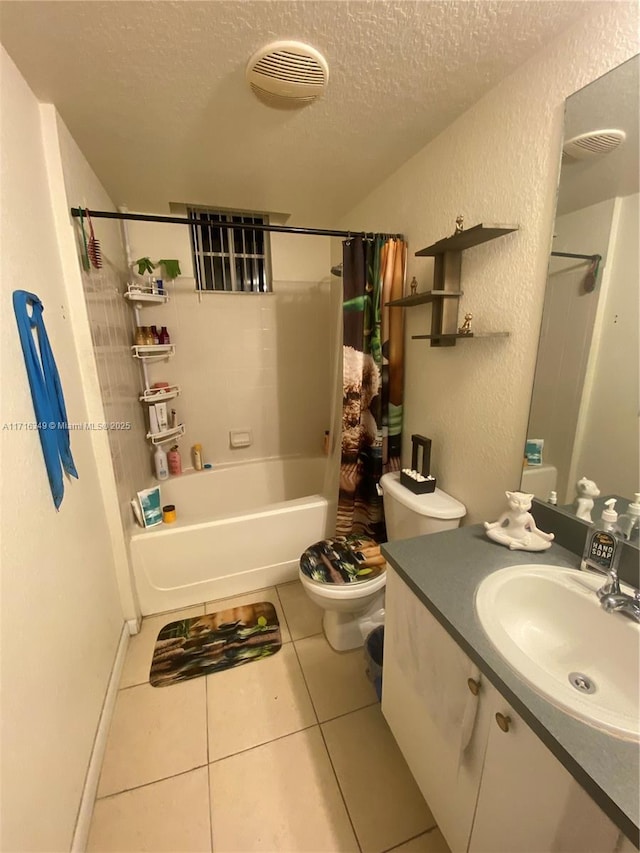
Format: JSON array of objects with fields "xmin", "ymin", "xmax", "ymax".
[
  {"xmin": 125, "ymin": 218, "xmax": 335, "ymax": 467},
  {"xmin": 0, "ymin": 48, "xmax": 124, "ymax": 851},
  {"xmin": 571, "ymin": 193, "xmax": 639, "ymax": 497},
  {"xmin": 528, "ymin": 198, "xmax": 617, "ymax": 502},
  {"xmin": 337, "ymin": 3, "xmax": 638, "ymax": 524}
]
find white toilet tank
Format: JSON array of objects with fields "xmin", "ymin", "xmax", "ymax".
[{"xmin": 380, "ymin": 471, "xmax": 466, "ymax": 540}]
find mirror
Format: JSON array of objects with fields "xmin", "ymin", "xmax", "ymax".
[{"xmin": 522, "ymin": 55, "xmax": 639, "ymax": 531}]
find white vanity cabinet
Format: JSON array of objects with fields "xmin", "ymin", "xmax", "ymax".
[
  {"xmin": 469, "ymin": 678, "xmax": 619, "ymax": 853},
  {"xmin": 382, "ymin": 568, "xmax": 623, "ymax": 853},
  {"xmin": 382, "ymin": 568, "xmax": 491, "ymax": 851}
]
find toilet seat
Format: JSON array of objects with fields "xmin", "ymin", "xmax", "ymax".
[
  {"xmin": 300, "ymin": 568, "xmax": 386, "ymax": 601},
  {"xmin": 300, "ymin": 534, "xmax": 386, "ymax": 586}
]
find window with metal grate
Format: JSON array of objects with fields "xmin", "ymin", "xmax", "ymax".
[{"xmin": 188, "ymin": 207, "xmax": 272, "ymax": 293}]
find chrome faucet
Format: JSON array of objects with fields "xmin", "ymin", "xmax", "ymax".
[{"xmin": 597, "ymin": 567, "xmax": 640, "ymax": 622}]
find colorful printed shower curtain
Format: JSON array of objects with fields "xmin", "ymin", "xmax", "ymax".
[{"xmin": 337, "ymin": 236, "xmax": 406, "ymax": 541}]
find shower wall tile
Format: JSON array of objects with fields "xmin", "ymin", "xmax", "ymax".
[
  {"xmin": 80, "ymin": 258, "xmax": 151, "ymax": 529},
  {"xmin": 141, "ymin": 279, "xmax": 336, "ymax": 467}
]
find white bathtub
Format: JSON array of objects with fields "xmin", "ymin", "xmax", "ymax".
[{"xmin": 130, "ymin": 456, "xmax": 331, "ymax": 615}]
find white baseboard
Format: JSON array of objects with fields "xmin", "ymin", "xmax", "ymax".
[{"xmin": 71, "ymin": 622, "xmax": 129, "ymax": 852}]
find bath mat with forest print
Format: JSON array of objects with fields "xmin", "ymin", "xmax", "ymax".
[{"xmin": 150, "ymin": 601, "xmax": 281, "ymax": 687}]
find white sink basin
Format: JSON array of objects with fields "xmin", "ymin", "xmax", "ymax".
[{"xmin": 475, "ymin": 565, "xmax": 640, "ymax": 741}]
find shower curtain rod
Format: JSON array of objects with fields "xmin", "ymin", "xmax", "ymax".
[
  {"xmin": 551, "ymin": 250, "xmax": 602, "ymax": 262},
  {"xmin": 70, "ymin": 208, "xmax": 403, "ymax": 240}
]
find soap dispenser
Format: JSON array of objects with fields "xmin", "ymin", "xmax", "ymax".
[
  {"xmin": 581, "ymin": 498, "xmax": 622, "ymax": 575},
  {"xmin": 617, "ymin": 493, "xmax": 640, "ymax": 542}
]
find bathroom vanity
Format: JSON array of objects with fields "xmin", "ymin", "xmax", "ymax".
[{"xmin": 381, "ymin": 526, "xmax": 639, "ymax": 853}]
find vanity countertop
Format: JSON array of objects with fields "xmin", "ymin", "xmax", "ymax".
[{"xmin": 381, "ymin": 525, "xmax": 639, "ymax": 844}]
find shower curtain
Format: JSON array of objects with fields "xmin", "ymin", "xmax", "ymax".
[{"xmin": 337, "ymin": 236, "xmax": 406, "ymax": 541}]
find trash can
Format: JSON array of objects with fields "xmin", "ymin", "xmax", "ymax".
[{"xmin": 364, "ymin": 626, "xmax": 384, "ymax": 701}]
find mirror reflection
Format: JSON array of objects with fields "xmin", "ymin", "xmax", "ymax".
[{"xmin": 522, "ymin": 55, "xmax": 639, "ymax": 529}]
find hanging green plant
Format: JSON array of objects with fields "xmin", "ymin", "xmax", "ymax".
[{"xmin": 133, "ymin": 257, "xmax": 182, "ymax": 279}]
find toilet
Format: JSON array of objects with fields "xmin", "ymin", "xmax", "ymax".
[{"xmin": 298, "ymin": 471, "xmax": 466, "ymax": 651}]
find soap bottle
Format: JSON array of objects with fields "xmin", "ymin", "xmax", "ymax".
[
  {"xmin": 154, "ymin": 444, "xmax": 169, "ymax": 481},
  {"xmin": 167, "ymin": 445, "xmax": 182, "ymax": 475},
  {"xmin": 617, "ymin": 493, "xmax": 640, "ymax": 542},
  {"xmin": 580, "ymin": 498, "xmax": 622, "ymax": 575}
]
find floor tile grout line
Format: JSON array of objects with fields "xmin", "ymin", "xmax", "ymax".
[
  {"xmin": 205, "ymin": 674, "xmax": 214, "ymax": 853},
  {"xmin": 381, "ymin": 823, "xmax": 440, "ymax": 853},
  {"xmin": 288, "ymin": 629, "xmax": 322, "ymax": 725},
  {"xmin": 95, "ymin": 763, "xmax": 209, "ymax": 801},
  {"xmin": 290, "ymin": 634, "xmax": 379, "ymax": 727},
  {"xmin": 317, "ymin": 699, "xmax": 379, "ymax": 726},
  {"xmin": 274, "ymin": 584, "xmax": 294, "ymax": 643},
  {"xmin": 203, "ymin": 693, "xmax": 379, "ymax": 766},
  {"xmin": 204, "ymin": 672, "xmax": 210, "ymax": 765},
  {"xmin": 317, "ymin": 717, "xmax": 363, "ymax": 853},
  {"xmin": 208, "ymin": 722, "xmax": 320, "ymax": 765},
  {"xmin": 289, "ymin": 634, "xmax": 363, "ymax": 853}
]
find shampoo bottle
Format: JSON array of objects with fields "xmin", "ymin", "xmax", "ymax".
[
  {"xmin": 167, "ymin": 445, "xmax": 182, "ymax": 475},
  {"xmin": 581, "ymin": 498, "xmax": 621, "ymax": 575},
  {"xmin": 192, "ymin": 443, "xmax": 203, "ymax": 471},
  {"xmin": 154, "ymin": 445, "xmax": 169, "ymax": 481},
  {"xmin": 617, "ymin": 493, "xmax": 640, "ymax": 542}
]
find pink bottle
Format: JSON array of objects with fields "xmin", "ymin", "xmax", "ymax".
[{"xmin": 167, "ymin": 445, "xmax": 182, "ymax": 475}]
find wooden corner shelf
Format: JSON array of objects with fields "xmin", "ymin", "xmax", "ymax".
[
  {"xmin": 403, "ymin": 221, "xmax": 518, "ymax": 346},
  {"xmin": 411, "ymin": 331, "xmax": 510, "ymax": 341},
  {"xmin": 386, "ymin": 289, "xmax": 463, "ymax": 308},
  {"xmin": 415, "ymin": 223, "xmax": 518, "ymax": 256}
]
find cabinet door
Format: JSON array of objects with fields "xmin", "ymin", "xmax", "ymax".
[
  {"xmin": 382, "ymin": 569, "xmax": 491, "ymax": 853},
  {"xmin": 469, "ymin": 679, "xmax": 620, "ymax": 853}
]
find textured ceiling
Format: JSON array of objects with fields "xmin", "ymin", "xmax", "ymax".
[{"xmin": 1, "ymin": 0, "xmax": 603, "ymax": 224}]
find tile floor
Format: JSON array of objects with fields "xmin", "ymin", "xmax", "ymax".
[{"xmin": 88, "ymin": 581, "xmax": 450, "ymax": 853}]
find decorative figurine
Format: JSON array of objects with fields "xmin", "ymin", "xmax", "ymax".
[
  {"xmin": 575, "ymin": 477, "xmax": 600, "ymax": 522},
  {"xmin": 458, "ymin": 312, "xmax": 473, "ymax": 335},
  {"xmin": 455, "ymin": 215, "xmax": 464, "ymax": 234},
  {"xmin": 410, "ymin": 276, "xmax": 418, "ymax": 296},
  {"xmin": 484, "ymin": 491, "xmax": 555, "ymax": 551}
]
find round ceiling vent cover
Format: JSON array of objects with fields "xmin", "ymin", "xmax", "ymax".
[
  {"xmin": 246, "ymin": 40, "xmax": 329, "ymax": 109},
  {"xmin": 563, "ymin": 129, "xmax": 626, "ymax": 160}
]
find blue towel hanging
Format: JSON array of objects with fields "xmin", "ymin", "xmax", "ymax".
[{"xmin": 12, "ymin": 290, "xmax": 78, "ymax": 509}]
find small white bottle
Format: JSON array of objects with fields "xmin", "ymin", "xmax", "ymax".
[
  {"xmin": 617, "ymin": 493, "xmax": 640, "ymax": 542},
  {"xmin": 581, "ymin": 498, "xmax": 622, "ymax": 574},
  {"xmin": 548, "ymin": 490, "xmax": 558, "ymax": 506},
  {"xmin": 154, "ymin": 444, "xmax": 169, "ymax": 481}
]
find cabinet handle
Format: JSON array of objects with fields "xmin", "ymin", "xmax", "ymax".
[
  {"xmin": 495, "ymin": 712, "xmax": 511, "ymax": 733},
  {"xmin": 467, "ymin": 677, "xmax": 480, "ymax": 696}
]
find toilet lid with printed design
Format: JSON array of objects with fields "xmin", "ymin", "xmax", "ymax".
[{"xmin": 300, "ymin": 535, "xmax": 386, "ymax": 584}]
